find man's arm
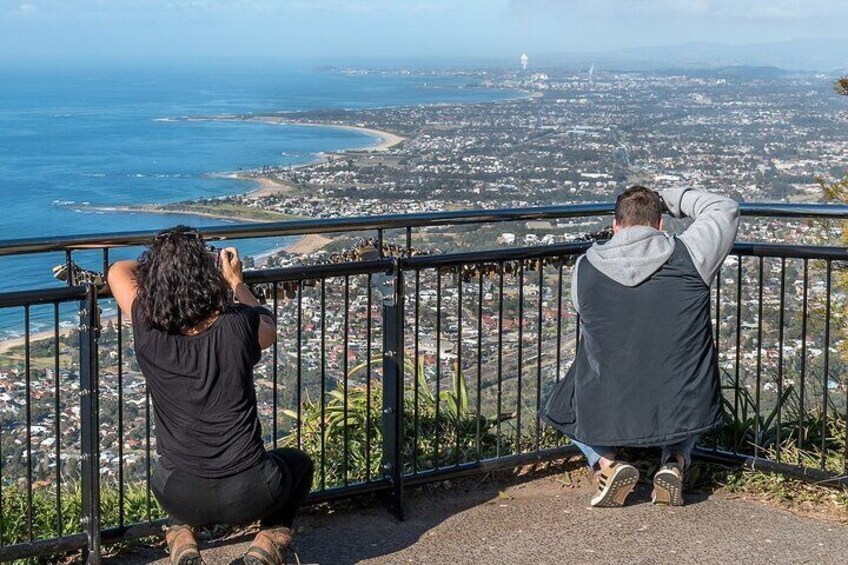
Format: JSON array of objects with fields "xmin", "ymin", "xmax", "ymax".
[
  {"xmin": 659, "ymin": 188, "xmax": 740, "ymax": 285},
  {"xmin": 571, "ymin": 256, "xmax": 584, "ymax": 315}
]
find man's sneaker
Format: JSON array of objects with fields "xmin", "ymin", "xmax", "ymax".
[
  {"xmin": 652, "ymin": 462, "xmax": 684, "ymax": 506},
  {"xmin": 590, "ymin": 461, "xmax": 640, "ymax": 507}
]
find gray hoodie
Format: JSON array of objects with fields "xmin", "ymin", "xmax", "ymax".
[{"xmin": 572, "ymin": 188, "xmax": 740, "ymax": 313}]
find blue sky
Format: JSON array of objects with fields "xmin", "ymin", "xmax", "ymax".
[{"xmin": 1, "ymin": 0, "xmax": 847, "ymax": 63}]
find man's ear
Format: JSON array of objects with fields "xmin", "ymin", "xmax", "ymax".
[
  {"xmin": 658, "ymin": 218, "xmax": 664, "ymax": 231},
  {"xmin": 613, "ymin": 218, "xmax": 620, "ymax": 234}
]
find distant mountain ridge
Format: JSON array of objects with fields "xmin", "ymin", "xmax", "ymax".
[{"xmin": 536, "ymin": 38, "xmax": 846, "ymax": 73}]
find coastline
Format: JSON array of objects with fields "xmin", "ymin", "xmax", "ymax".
[
  {"xmin": 0, "ymin": 236, "xmax": 336, "ymax": 352},
  {"xmin": 284, "ymin": 234, "xmax": 333, "ymax": 255},
  {"xmin": 0, "ymin": 83, "xmax": 525, "ymax": 348},
  {"xmin": 244, "ymin": 116, "xmax": 406, "ymax": 152},
  {"xmin": 78, "ymin": 204, "xmax": 272, "ymax": 223},
  {"xmin": 0, "ymin": 328, "xmax": 60, "ymax": 354},
  {"xmin": 81, "ymin": 120, "xmax": 408, "ymax": 235},
  {"xmin": 216, "ymin": 173, "xmax": 300, "ymax": 198}
]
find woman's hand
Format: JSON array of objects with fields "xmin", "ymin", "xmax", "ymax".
[
  {"xmin": 220, "ymin": 247, "xmax": 243, "ymax": 290},
  {"xmin": 219, "ymin": 247, "xmax": 276, "ymax": 350}
]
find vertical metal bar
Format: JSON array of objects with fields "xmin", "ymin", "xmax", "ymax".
[
  {"xmin": 343, "ymin": 276, "xmax": 350, "ymax": 485},
  {"xmin": 715, "ymin": 266, "xmax": 722, "ymax": 349},
  {"xmin": 710, "ymin": 264, "xmax": 722, "ymax": 448},
  {"xmin": 535, "ymin": 260, "xmax": 544, "ymax": 452},
  {"xmin": 821, "ymin": 261, "xmax": 832, "ymax": 471},
  {"xmin": 296, "ymin": 281, "xmax": 303, "ymax": 451},
  {"xmin": 53, "ymin": 303, "xmax": 63, "ymax": 536},
  {"xmin": 24, "ymin": 306, "xmax": 33, "ymax": 541},
  {"xmin": 405, "ymin": 226, "xmax": 412, "ymax": 255},
  {"xmin": 496, "ymin": 265, "xmax": 505, "ymax": 457},
  {"xmin": 377, "ymin": 229, "xmax": 384, "ymax": 258},
  {"xmin": 366, "ymin": 273, "xmax": 373, "ymax": 481},
  {"xmin": 476, "ymin": 266, "xmax": 484, "ymax": 461},
  {"xmin": 145, "ymin": 388, "xmax": 151, "ymax": 520},
  {"xmin": 555, "ymin": 261, "xmax": 563, "ymax": 384},
  {"xmin": 79, "ymin": 286, "xmax": 101, "ymax": 564},
  {"xmin": 272, "ymin": 283, "xmax": 279, "ymax": 448},
  {"xmin": 555, "ymin": 261, "xmax": 564, "ymax": 448},
  {"xmin": 798, "ymin": 259, "xmax": 809, "ymax": 459},
  {"xmin": 411, "ymin": 270, "xmax": 419, "ymax": 474},
  {"xmin": 116, "ymin": 304, "xmax": 124, "ymax": 527},
  {"xmin": 65, "ymin": 250, "xmax": 75, "ymax": 287},
  {"xmin": 754, "ymin": 257, "xmax": 764, "ymax": 459},
  {"xmin": 101, "ymin": 248, "xmax": 110, "ymax": 283},
  {"xmin": 455, "ymin": 270, "xmax": 463, "ymax": 467},
  {"xmin": 844, "ymin": 356, "xmax": 848, "ymax": 472},
  {"xmin": 734, "ymin": 256, "xmax": 743, "ymax": 452},
  {"xmin": 320, "ymin": 278, "xmax": 327, "ymax": 489},
  {"xmin": 575, "ymin": 314, "xmax": 581, "ymax": 353},
  {"xmin": 776, "ymin": 258, "xmax": 786, "ymax": 462},
  {"xmin": 516, "ymin": 261, "xmax": 524, "ymax": 454},
  {"xmin": 381, "ymin": 266, "xmax": 404, "ymax": 519},
  {"xmin": 434, "ymin": 268, "xmax": 442, "ymax": 469}
]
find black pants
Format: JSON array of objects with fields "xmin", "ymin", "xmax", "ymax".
[{"xmin": 151, "ymin": 448, "xmax": 314, "ymax": 529}]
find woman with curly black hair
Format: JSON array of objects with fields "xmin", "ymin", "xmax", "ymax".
[{"xmin": 108, "ymin": 225, "xmax": 313, "ymax": 565}]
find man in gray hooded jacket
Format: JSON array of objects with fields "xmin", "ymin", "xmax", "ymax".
[{"xmin": 542, "ymin": 186, "xmax": 740, "ymax": 507}]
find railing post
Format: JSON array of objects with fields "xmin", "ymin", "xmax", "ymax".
[
  {"xmin": 380, "ymin": 263, "xmax": 405, "ymax": 520},
  {"xmin": 79, "ymin": 285, "xmax": 101, "ymax": 564}
]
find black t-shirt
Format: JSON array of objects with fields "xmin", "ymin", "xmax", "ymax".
[{"xmin": 131, "ymin": 301, "xmax": 267, "ymax": 478}]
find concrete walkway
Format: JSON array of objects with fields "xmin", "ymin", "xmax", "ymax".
[{"xmin": 112, "ymin": 464, "xmax": 848, "ymax": 565}]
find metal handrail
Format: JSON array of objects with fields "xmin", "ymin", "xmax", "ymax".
[
  {"xmin": 0, "ymin": 201, "xmax": 846, "ymax": 257},
  {"xmin": 1, "ymin": 210, "xmax": 847, "ymax": 562}
]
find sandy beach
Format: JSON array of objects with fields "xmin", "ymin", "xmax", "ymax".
[
  {"xmin": 284, "ymin": 234, "xmax": 333, "ymax": 255},
  {"xmin": 0, "ymin": 328, "xmax": 59, "ymax": 354},
  {"xmin": 313, "ymin": 123, "xmax": 406, "ymax": 151},
  {"xmin": 226, "ymin": 174, "xmax": 299, "ymax": 198},
  {"xmin": 248, "ymin": 117, "xmax": 405, "ymax": 152}
]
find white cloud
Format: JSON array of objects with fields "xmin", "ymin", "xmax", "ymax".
[{"xmin": 18, "ymin": 2, "xmax": 36, "ymax": 13}]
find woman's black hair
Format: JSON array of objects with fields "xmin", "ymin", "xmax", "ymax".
[{"xmin": 135, "ymin": 225, "xmax": 231, "ymax": 333}]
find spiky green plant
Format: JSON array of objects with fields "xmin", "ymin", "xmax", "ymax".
[{"xmin": 279, "ymin": 355, "xmax": 513, "ymax": 487}]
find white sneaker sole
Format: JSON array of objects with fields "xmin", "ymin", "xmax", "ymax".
[
  {"xmin": 591, "ymin": 464, "xmax": 640, "ymax": 507},
  {"xmin": 653, "ymin": 469, "xmax": 684, "ymax": 506}
]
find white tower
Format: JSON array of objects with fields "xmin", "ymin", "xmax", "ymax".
[{"xmin": 521, "ymin": 53, "xmax": 529, "ymax": 72}]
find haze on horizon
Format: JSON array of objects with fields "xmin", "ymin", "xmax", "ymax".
[{"xmin": 0, "ymin": 0, "xmax": 846, "ymax": 68}]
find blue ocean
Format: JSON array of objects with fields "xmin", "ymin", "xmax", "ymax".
[{"xmin": 0, "ymin": 62, "xmax": 519, "ymax": 335}]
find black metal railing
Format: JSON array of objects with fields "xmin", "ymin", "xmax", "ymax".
[{"xmin": 0, "ymin": 203, "xmax": 846, "ymax": 563}]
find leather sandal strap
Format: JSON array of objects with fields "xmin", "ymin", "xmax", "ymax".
[
  {"xmin": 166, "ymin": 526, "xmax": 200, "ymax": 565},
  {"xmin": 247, "ymin": 531, "xmax": 288, "ymax": 565},
  {"xmin": 246, "ymin": 544, "xmax": 282, "ymax": 565}
]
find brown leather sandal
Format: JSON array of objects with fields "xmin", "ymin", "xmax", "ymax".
[
  {"xmin": 244, "ymin": 527, "xmax": 295, "ymax": 565},
  {"xmin": 165, "ymin": 524, "xmax": 202, "ymax": 565}
]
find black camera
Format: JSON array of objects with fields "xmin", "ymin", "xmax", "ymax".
[{"xmin": 206, "ymin": 245, "xmax": 233, "ymax": 270}]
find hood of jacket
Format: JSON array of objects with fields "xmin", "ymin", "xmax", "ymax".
[{"xmin": 585, "ymin": 225, "xmax": 676, "ymax": 287}]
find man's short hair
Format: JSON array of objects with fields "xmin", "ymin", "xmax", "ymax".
[{"xmin": 614, "ymin": 186, "xmax": 663, "ymax": 228}]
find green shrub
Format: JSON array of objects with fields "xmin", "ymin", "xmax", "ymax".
[
  {"xmin": 279, "ymin": 357, "xmax": 514, "ymax": 487},
  {"xmin": 0, "ymin": 481, "xmax": 163, "ymax": 564}
]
